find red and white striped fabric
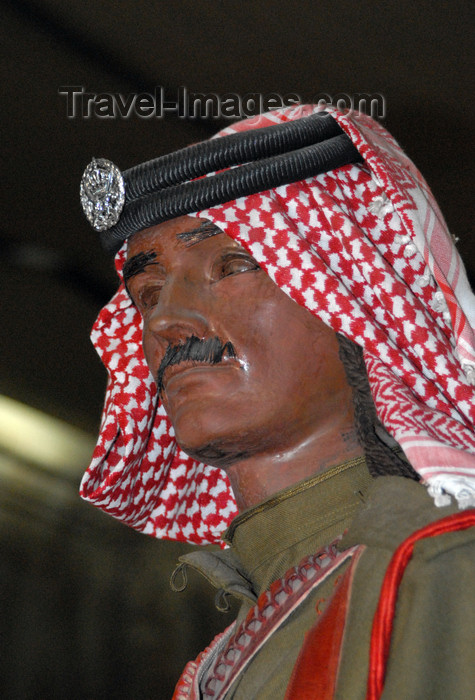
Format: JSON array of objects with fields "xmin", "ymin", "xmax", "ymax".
[{"xmin": 80, "ymin": 105, "xmax": 475, "ymax": 545}]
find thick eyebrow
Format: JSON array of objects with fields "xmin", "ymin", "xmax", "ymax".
[
  {"xmin": 176, "ymin": 221, "xmax": 224, "ymax": 247},
  {"xmin": 123, "ymin": 250, "xmax": 158, "ymax": 286},
  {"xmin": 123, "ymin": 222, "xmax": 224, "ymax": 292}
]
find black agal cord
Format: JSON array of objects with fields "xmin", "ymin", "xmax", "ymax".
[{"xmin": 80, "ymin": 112, "xmax": 363, "ymax": 253}]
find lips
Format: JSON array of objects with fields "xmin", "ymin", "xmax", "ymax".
[{"xmin": 162, "ymin": 358, "xmax": 239, "ymax": 392}]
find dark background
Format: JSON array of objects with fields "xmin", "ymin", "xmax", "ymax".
[{"xmin": 0, "ymin": 1, "xmax": 473, "ymax": 698}]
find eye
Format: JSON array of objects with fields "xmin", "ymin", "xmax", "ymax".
[
  {"xmin": 218, "ymin": 253, "xmax": 260, "ymax": 279},
  {"xmin": 137, "ymin": 284, "xmax": 164, "ymax": 311}
]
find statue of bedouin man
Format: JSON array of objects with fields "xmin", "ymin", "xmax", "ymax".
[{"xmin": 80, "ymin": 105, "xmax": 475, "ymax": 699}]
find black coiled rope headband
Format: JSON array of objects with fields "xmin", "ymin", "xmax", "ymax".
[{"xmin": 80, "ymin": 112, "xmax": 364, "ymax": 253}]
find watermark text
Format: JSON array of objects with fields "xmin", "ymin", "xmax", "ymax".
[{"xmin": 58, "ymin": 86, "xmax": 386, "ymax": 120}]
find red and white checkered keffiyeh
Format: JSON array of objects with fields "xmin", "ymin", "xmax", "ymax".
[{"xmin": 80, "ymin": 105, "xmax": 475, "ymax": 545}]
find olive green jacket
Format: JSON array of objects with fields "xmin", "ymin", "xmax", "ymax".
[{"xmin": 174, "ymin": 460, "xmax": 475, "ymax": 699}]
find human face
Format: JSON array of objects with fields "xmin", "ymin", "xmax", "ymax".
[{"xmin": 125, "ymin": 216, "xmax": 353, "ymax": 469}]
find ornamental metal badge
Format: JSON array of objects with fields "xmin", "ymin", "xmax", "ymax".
[{"xmin": 80, "ymin": 158, "xmax": 125, "ymax": 231}]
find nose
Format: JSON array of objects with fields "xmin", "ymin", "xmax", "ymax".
[{"xmin": 145, "ymin": 276, "xmax": 213, "ymax": 346}]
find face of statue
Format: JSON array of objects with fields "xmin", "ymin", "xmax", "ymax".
[{"xmin": 125, "ymin": 215, "xmax": 353, "ymax": 470}]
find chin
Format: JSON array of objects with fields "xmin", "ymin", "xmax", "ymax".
[
  {"xmin": 171, "ymin": 407, "xmax": 256, "ymax": 468},
  {"xmin": 179, "ymin": 438, "xmax": 252, "ymax": 469},
  {"xmin": 173, "ymin": 419, "xmax": 246, "ymax": 468}
]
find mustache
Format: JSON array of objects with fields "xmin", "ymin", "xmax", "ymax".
[{"xmin": 156, "ymin": 335, "xmax": 237, "ymax": 393}]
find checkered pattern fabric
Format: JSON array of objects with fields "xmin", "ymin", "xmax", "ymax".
[{"xmin": 80, "ymin": 105, "xmax": 475, "ymax": 544}]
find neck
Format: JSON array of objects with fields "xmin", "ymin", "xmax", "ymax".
[{"xmin": 226, "ymin": 409, "xmax": 365, "ymax": 511}]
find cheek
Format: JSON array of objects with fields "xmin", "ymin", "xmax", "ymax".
[
  {"xmin": 216, "ymin": 283, "xmax": 302, "ymax": 380},
  {"xmin": 238, "ymin": 287, "xmax": 341, "ymax": 392},
  {"xmin": 141, "ymin": 324, "xmax": 162, "ymax": 378},
  {"xmin": 214, "ymin": 285, "xmax": 281, "ymax": 363}
]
